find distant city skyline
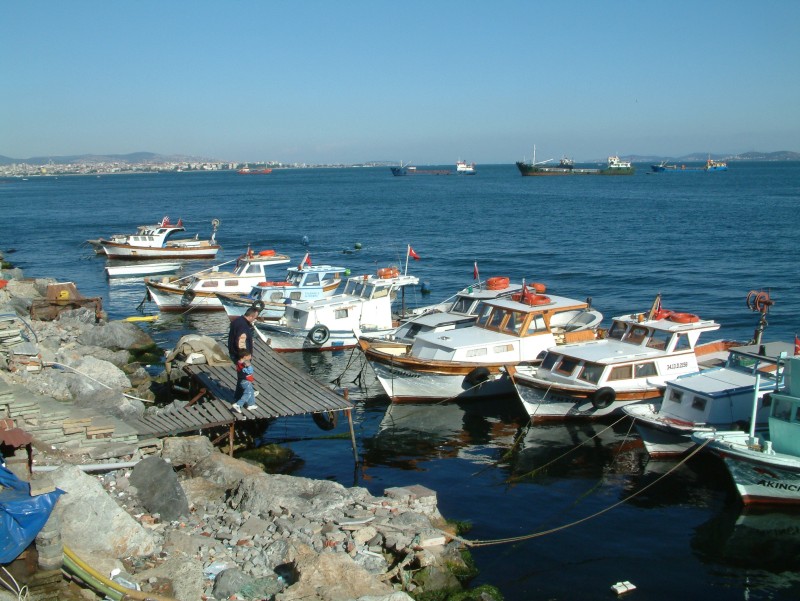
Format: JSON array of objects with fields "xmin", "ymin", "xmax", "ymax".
[{"xmin": 3, "ymin": 1, "xmax": 799, "ymax": 164}]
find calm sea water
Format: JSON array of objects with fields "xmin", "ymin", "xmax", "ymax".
[{"xmin": 3, "ymin": 163, "xmax": 800, "ymax": 600}]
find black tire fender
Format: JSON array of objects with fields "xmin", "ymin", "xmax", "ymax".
[
  {"xmin": 312, "ymin": 410, "xmax": 338, "ymax": 431},
  {"xmin": 307, "ymin": 324, "xmax": 330, "ymax": 346},
  {"xmin": 464, "ymin": 366, "xmax": 491, "ymax": 387},
  {"xmin": 591, "ymin": 386, "xmax": 616, "ymax": 409}
]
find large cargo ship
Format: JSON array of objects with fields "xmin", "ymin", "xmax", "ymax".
[
  {"xmin": 390, "ymin": 162, "xmax": 452, "ymax": 176},
  {"xmin": 516, "ymin": 147, "xmax": 634, "ymax": 176}
]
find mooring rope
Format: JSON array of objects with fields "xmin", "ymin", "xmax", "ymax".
[
  {"xmin": 461, "ymin": 437, "xmax": 711, "ymax": 548},
  {"xmin": 44, "ymin": 361, "xmax": 154, "ymax": 404}
]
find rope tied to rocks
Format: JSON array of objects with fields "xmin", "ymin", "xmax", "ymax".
[{"xmin": 43, "ymin": 361, "xmax": 153, "ymax": 403}]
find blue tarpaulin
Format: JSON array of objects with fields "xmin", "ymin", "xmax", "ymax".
[{"xmin": 0, "ymin": 462, "xmax": 64, "ymax": 564}]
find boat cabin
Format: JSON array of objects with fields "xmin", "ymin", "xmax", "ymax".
[
  {"xmin": 248, "ymin": 265, "xmax": 345, "ymax": 304},
  {"xmin": 768, "ymin": 356, "xmax": 800, "ymax": 456},
  {"xmin": 532, "ymin": 311, "xmax": 721, "ymax": 392},
  {"xmin": 185, "ymin": 252, "xmax": 291, "ymax": 292},
  {"xmin": 283, "ymin": 272, "xmax": 419, "ymax": 331},
  {"xmin": 657, "ymin": 341, "xmax": 790, "ymax": 426},
  {"xmin": 408, "ymin": 294, "xmax": 601, "ymax": 364}
]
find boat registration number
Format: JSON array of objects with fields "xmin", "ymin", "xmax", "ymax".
[{"xmin": 666, "ymin": 361, "xmax": 688, "ymax": 370}]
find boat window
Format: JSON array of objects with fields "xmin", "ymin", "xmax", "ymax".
[
  {"xmin": 691, "ymin": 396, "xmax": 707, "ymax": 411},
  {"xmin": 451, "ymin": 297, "xmax": 473, "ymax": 314},
  {"xmin": 578, "ymin": 363, "xmax": 604, "ymax": 384},
  {"xmin": 269, "ymin": 292, "xmax": 284, "ymax": 302},
  {"xmin": 476, "ymin": 306, "xmax": 492, "ymax": 327},
  {"xmin": 290, "ymin": 310, "xmax": 300, "ymax": 319},
  {"xmin": 466, "ymin": 348, "xmax": 488, "ymax": 358},
  {"xmin": 634, "ymin": 362, "xmax": 657, "ymax": 378},
  {"xmin": 608, "ymin": 365, "xmax": 633, "ymax": 381},
  {"xmin": 373, "ymin": 287, "xmax": 389, "ymax": 299},
  {"xmin": 224, "ymin": 280, "xmax": 238, "ymax": 286},
  {"xmin": 646, "ymin": 330, "xmax": 671, "ymax": 350},
  {"xmin": 247, "ymin": 265, "xmax": 261, "ymax": 274},
  {"xmin": 607, "ymin": 321, "xmax": 627, "ymax": 340},
  {"xmin": 489, "ymin": 309, "xmax": 506, "ymax": 329},
  {"xmin": 624, "ymin": 327, "xmax": 648, "ymax": 345},
  {"xmin": 555, "ymin": 357, "xmax": 580, "ymax": 376},
  {"xmin": 503, "ymin": 311, "xmax": 525, "ymax": 335},
  {"xmin": 334, "ymin": 308, "xmax": 348, "ymax": 319},
  {"xmin": 201, "ymin": 281, "xmax": 219, "ymax": 288},
  {"xmin": 494, "ymin": 344, "xmax": 514, "ymax": 354},
  {"xmin": 321, "ymin": 273, "xmax": 337, "ymax": 283},
  {"xmin": 404, "ymin": 324, "xmax": 424, "ymax": 339},
  {"xmin": 525, "ymin": 315, "xmax": 547, "ymax": 335},
  {"xmin": 289, "ymin": 292, "xmax": 302, "ymax": 300},
  {"xmin": 761, "ymin": 393, "xmax": 772, "ymax": 408},
  {"xmin": 667, "ymin": 389, "xmax": 683, "ymax": 404},
  {"xmin": 674, "ymin": 334, "xmax": 691, "ymax": 351},
  {"xmin": 773, "ymin": 398, "xmax": 793, "ymax": 421},
  {"xmin": 304, "ymin": 274, "xmax": 320, "ymax": 286},
  {"xmin": 541, "ymin": 353, "xmax": 559, "ymax": 371}
]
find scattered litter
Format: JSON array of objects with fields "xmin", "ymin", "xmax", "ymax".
[{"xmin": 611, "ymin": 581, "xmax": 637, "ymax": 595}]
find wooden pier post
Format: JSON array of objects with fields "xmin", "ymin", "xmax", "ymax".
[{"xmin": 344, "ymin": 389, "xmax": 359, "ymax": 465}]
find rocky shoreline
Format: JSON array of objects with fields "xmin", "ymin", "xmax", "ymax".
[{"xmin": 0, "ymin": 255, "xmax": 500, "ymax": 601}]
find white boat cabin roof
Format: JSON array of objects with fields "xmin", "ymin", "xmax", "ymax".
[
  {"xmin": 543, "ymin": 311, "xmax": 720, "ymax": 365},
  {"xmin": 289, "ymin": 272, "xmax": 419, "ymax": 312},
  {"xmin": 408, "ymin": 293, "xmax": 592, "ymax": 353},
  {"xmin": 193, "ymin": 252, "xmax": 291, "ymax": 281},
  {"xmin": 666, "ymin": 341, "xmax": 792, "ymax": 397}
]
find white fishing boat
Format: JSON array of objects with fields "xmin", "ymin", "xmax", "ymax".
[
  {"xmin": 693, "ymin": 354, "xmax": 800, "ymax": 507},
  {"xmin": 506, "ymin": 294, "xmax": 731, "ymax": 422},
  {"xmin": 626, "ymin": 341, "xmax": 791, "ymax": 458},
  {"xmin": 359, "ymin": 282, "xmax": 602, "ymax": 403},
  {"xmin": 100, "ymin": 217, "xmax": 221, "ymax": 260},
  {"xmin": 254, "ymin": 266, "xmax": 419, "ymax": 352},
  {"xmin": 143, "ymin": 248, "xmax": 290, "ymax": 312},
  {"xmin": 216, "ymin": 260, "xmax": 348, "ymax": 322},
  {"xmin": 624, "ymin": 292, "xmax": 788, "ymax": 458},
  {"xmin": 105, "ymin": 262, "xmax": 182, "ymax": 278},
  {"xmin": 87, "ymin": 215, "xmax": 183, "ymax": 254}
]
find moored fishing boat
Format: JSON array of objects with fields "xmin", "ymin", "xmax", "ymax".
[
  {"xmin": 105, "ymin": 261, "xmax": 182, "ymax": 278},
  {"xmin": 88, "ymin": 216, "xmax": 186, "ymax": 255},
  {"xmin": 625, "ymin": 292, "xmax": 785, "ymax": 458},
  {"xmin": 506, "ymin": 294, "xmax": 732, "ymax": 422},
  {"xmin": 359, "ymin": 281, "xmax": 603, "ymax": 403},
  {"xmin": 143, "ymin": 248, "xmax": 290, "ymax": 312},
  {"xmin": 254, "ymin": 267, "xmax": 420, "ymax": 352},
  {"xmin": 693, "ymin": 354, "xmax": 800, "ymax": 506},
  {"xmin": 100, "ymin": 218, "xmax": 221, "ymax": 260},
  {"xmin": 216, "ymin": 260, "xmax": 348, "ymax": 322},
  {"xmin": 237, "ymin": 167, "xmax": 272, "ymax": 174},
  {"xmin": 651, "ymin": 157, "xmax": 729, "ymax": 173}
]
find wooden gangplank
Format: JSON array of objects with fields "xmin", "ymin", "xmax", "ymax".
[{"xmin": 128, "ymin": 337, "xmax": 353, "ymax": 439}]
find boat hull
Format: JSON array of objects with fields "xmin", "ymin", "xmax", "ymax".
[
  {"xmin": 698, "ymin": 431, "xmax": 800, "ymax": 506},
  {"xmin": 367, "ymin": 355, "xmax": 515, "ymax": 403},
  {"xmin": 256, "ymin": 323, "xmax": 390, "ymax": 352},
  {"xmin": 102, "ymin": 241, "xmax": 220, "ymax": 260},
  {"xmin": 106, "ymin": 262, "xmax": 181, "ymax": 278},
  {"xmin": 145, "ymin": 280, "xmax": 225, "ymax": 311}
]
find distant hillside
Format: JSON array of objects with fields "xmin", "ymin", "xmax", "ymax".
[
  {"xmin": 627, "ymin": 150, "xmax": 800, "ymax": 163},
  {"xmin": 0, "ymin": 152, "xmax": 212, "ymax": 166}
]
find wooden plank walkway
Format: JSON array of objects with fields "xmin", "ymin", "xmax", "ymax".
[{"xmin": 127, "ymin": 337, "xmax": 353, "ymax": 439}]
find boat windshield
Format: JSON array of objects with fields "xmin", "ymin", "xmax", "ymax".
[
  {"xmin": 607, "ymin": 321, "xmax": 627, "ymax": 340},
  {"xmin": 726, "ymin": 352, "xmax": 780, "ymax": 379},
  {"xmin": 451, "ymin": 297, "xmax": 477, "ymax": 314}
]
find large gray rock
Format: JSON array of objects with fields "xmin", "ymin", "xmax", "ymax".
[
  {"xmin": 48, "ymin": 465, "xmax": 157, "ymax": 557},
  {"xmin": 279, "ymin": 543, "xmax": 392, "ymax": 601},
  {"xmin": 230, "ymin": 473, "xmax": 369, "ymax": 519},
  {"xmin": 180, "ymin": 477, "xmax": 228, "ymax": 507},
  {"xmin": 162, "ymin": 435, "xmax": 215, "ymax": 467},
  {"xmin": 77, "ymin": 320, "xmax": 155, "ymax": 350},
  {"xmin": 55, "ymin": 353, "xmax": 131, "ymax": 392},
  {"xmin": 129, "ymin": 456, "xmax": 190, "ymax": 521},
  {"xmin": 133, "ymin": 555, "xmax": 204, "ymax": 601},
  {"xmin": 192, "ymin": 451, "xmax": 264, "ymax": 491},
  {"xmin": 212, "ymin": 568, "xmax": 256, "ymax": 599}
]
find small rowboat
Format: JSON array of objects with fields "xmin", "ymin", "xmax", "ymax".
[{"xmin": 106, "ymin": 262, "xmax": 182, "ymax": 278}]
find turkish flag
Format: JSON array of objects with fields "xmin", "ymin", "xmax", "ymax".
[{"xmin": 408, "ymin": 247, "xmax": 420, "ymax": 260}]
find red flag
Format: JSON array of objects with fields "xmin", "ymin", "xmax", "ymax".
[
  {"xmin": 473, "ymin": 262, "xmax": 479, "ymax": 280},
  {"xmin": 795, "ymin": 335, "xmax": 800, "ymax": 355},
  {"xmin": 298, "ymin": 252, "xmax": 311, "ymax": 269},
  {"xmin": 408, "ymin": 246, "xmax": 420, "ymax": 260},
  {"xmin": 305, "ymin": 254, "xmax": 312, "ymax": 266}
]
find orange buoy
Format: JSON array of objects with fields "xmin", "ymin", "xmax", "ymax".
[
  {"xmin": 486, "ymin": 276, "xmax": 510, "ymax": 290},
  {"xmin": 669, "ymin": 312, "xmax": 700, "ymax": 323},
  {"xmin": 531, "ymin": 282, "xmax": 547, "ymax": 294},
  {"xmin": 259, "ymin": 249, "xmax": 276, "ymax": 256},
  {"xmin": 512, "ymin": 290, "xmax": 551, "ymax": 306},
  {"xmin": 377, "ymin": 267, "xmax": 400, "ymax": 279}
]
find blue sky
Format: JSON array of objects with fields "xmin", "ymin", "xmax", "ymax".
[{"xmin": 3, "ymin": 1, "xmax": 799, "ymax": 164}]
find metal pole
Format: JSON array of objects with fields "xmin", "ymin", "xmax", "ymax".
[
  {"xmin": 748, "ymin": 373, "xmax": 760, "ymax": 445},
  {"xmin": 229, "ymin": 423, "xmax": 234, "ymax": 456},
  {"xmin": 344, "ymin": 390, "xmax": 359, "ymax": 465}
]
